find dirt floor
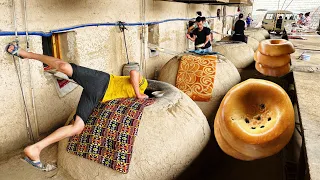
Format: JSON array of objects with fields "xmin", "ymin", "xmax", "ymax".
[{"xmin": 0, "ymin": 143, "xmax": 74, "ymax": 180}]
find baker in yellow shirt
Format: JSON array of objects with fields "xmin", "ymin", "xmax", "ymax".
[{"xmin": 6, "ymin": 42, "xmax": 148, "ymax": 171}]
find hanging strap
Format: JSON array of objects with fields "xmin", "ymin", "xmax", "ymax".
[
  {"xmin": 12, "ymin": 0, "xmax": 35, "ymax": 143},
  {"xmin": 24, "ymin": 0, "xmax": 39, "ymax": 140},
  {"xmin": 118, "ymin": 21, "xmax": 130, "ymax": 64}
]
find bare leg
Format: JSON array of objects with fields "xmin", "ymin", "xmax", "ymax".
[
  {"xmin": 7, "ymin": 46, "xmax": 84, "ymax": 161},
  {"xmin": 129, "ymin": 70, "xmax": 148, "ymax": 99},
  {"xmin": 24, "ymin": 116, "xmax": 85, "ymax": 161},
  {"xmin": 7, "ymin": 45, "xmax": 73, "ymax": 77}
]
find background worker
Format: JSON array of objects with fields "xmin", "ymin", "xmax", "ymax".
[
  {"xmin": 232, "ymin": 13, "xmax": 247, "ymax": 43},
  {"xmin": 186, "ymin": 16, "xmax": 212, "ymax": 53},
  {"xmin": 187, "ymin": 11, "xmax": 210, "ymax": 34},
  {"xmin": 246, "ymin": 13, "xmax": 253, "ymax": 27},
  {"xmin": 297, "ymin": 13, "xmax": 305, "ymax": 25},
  {"xmin": 303, "ymin": 12, "xmax": 311, "ymax": 27}
]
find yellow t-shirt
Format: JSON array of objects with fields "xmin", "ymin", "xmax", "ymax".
[{"xmin": 101, "ymin": 75, "xmax": 148, "ymax": 102}]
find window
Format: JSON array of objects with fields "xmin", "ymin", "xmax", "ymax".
[
  {"xmin": 41, "ymin": 34, "xmax": 62, "ymax": 69},
  {"xmin": 285, "ymin": 14, "xmax": 293, "ymax": 20},
  {"xmin": 277, "ymin": 14, "xmax": 285, "ymax": 19},
  {"xmin": 42, "ymin": 36, "xmax": 53, "ymax": 68},
  {"xmin": 265, "ymin": 14, "xmax": 274, "ymax": 20},
  {"xmin": 41, "ymin": 32, "xmax": 78, "ymax": 70}
]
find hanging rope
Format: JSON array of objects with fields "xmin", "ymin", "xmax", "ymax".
[
  {"xmin": 118, "ymin": 21, "xmax": 130, "ymax": 64},
  {"xmin": 12, "ymin": 0, "xmax": 35, "ymax": 143},
  {"xmin": 310, "ymin": 5, "xmax": 320, "ymax": 18},
  {"xmin": 283, "ymin": 0, "xmax": 294, "ymax": 11},
  {"xmin": 280, "ymin": 0, "xmax": 287, "ymax": 10},
  {"xmin": 24, "ymin": 0, "xmax": 39, "ymax": 140}
]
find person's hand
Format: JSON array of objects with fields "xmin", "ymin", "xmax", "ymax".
[
  {"xmin": 186, "ymin": 34, "xmax": 191, "ymax": 39},
  {"xmin": 137, "ymin": 94, "xmax": 149, "ymax": 99}
]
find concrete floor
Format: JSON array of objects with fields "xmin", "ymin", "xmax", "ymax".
[
  {"xmin": 0, "ymin": 144, "xmax": 74, "ymax": 180},
  {"xmin": 290, "ymin": 35, "xmax": 320, "ymax": 180}
]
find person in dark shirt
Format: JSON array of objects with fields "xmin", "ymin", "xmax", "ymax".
[
  {"xmin": 232, "ymin": 13, "xmax": 247, "ymax": 43},
  {"xmin": 186, "ymin": 16, "xmax": 212, "ymax": 53},
  {"xmin": 276, "ymin": 16, "xmax": 283, "ymax": 29}
]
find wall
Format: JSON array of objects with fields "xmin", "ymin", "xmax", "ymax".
[{"xmin": 0, "ymin": 0, "xmax": 237, "ymax": 159}]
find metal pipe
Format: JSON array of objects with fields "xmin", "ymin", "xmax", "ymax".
[
  {"xmin": 141, "ymin": 0, "xmax": 147, "ymax": 78},
  {"xmin": 140, "ymin": 0, "xmax": 144, "ymax": 77},
  {"xmin": 0, "ymin": 16, "xmax": 236, "ymax": 37}
]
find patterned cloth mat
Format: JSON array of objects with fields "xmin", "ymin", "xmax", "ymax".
[
  {"xmin": 67, "ymin": 98, "xmax": 155, "ymax": 173},
  {"xmin": 176, "ymin": 55, "xmax": 217, "ymax": 101}
]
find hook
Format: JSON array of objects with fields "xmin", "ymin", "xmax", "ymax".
[{"xmin": 118, "ymin": 21, "xmax": 127, "ymax": 32}]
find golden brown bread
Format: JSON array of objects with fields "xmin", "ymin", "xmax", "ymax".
[
  {"xmin": 255, "ymin": 62, "xmax": 291, "ymax": 77},
  {"xmin": 254, "ymin": 50, "xmax": 291, "ymax": 68},
  {"xmin": 214, "ymin": 79, "xmax": 295, "ymax": 160},
  {"xmin": 258, "ymin": 39, "xmax": 295, "ymax": 56},
  {"xmin": 214, "ymin": 107, "xmax": 255, "ymax": 161}
]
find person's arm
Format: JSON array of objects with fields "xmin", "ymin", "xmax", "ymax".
[
  {"xmin": 187, "ymin": 24, "xmax": 195, "ymax": 34},
  {"xmin": 186, "ymin": 32, "xmax": 196, "ymax": 42},
  {"xmin": 204, "ymin": 35, "xmax": 210, "ymax": 46},
  {"xmin": 202, "ymin": 28, "xmax": 211, "ymax": 47},
  {"xmin": 129, "ymin": 70, "xmax": 148, "ymax": 99},
  {"xmin": 233, "ymin": 20, "xmax": 237, "ymax": 31}
]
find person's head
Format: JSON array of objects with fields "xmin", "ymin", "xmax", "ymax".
[
  {"xmin": 239, "ymin": 13, "xmax": 243, "ymax": 19},
  {"xmin": 248, "ymin": 13, "xmax": 251, "ymax": 17},
  {"xmin": 196, "ymin": 16, "xmax": 202, "ymax": 23},
  {"xmin": 305, "ymin": 12, "xmax": 310, "ymax": 17},
  {"xmin": 196, "ymin": 11, "xmax": 202, "ymax": 17},
  {"xmin": 196, "ymin": 17, "xmax": 204, "ymax": 29},
  {"xmin": 299, "ymin": 13, "xmax": 303, "ymax": 17},
  {"xmin": 201, "ymin": 16, "xmax": 206, "ymax": 22},
  {"xmin": 279, "ymin": 16, "xmax": 282, "ymax": 19}
]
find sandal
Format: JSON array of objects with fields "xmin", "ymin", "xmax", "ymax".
[
  {"xmin": 22, "ymin": 156, "xmax": 57, "ymax": 172},
  {"xmin": 5, "ymin": 41, "xmax": 24, "ymax": 59}
]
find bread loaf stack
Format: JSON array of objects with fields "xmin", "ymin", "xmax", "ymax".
[
  {"xmin": 214, "ymin": 79, "xmax": 295, "ymax": 161},
  {"xmin": 254, "ymin": 39, "xmax": 295, "ymax": 77}
]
